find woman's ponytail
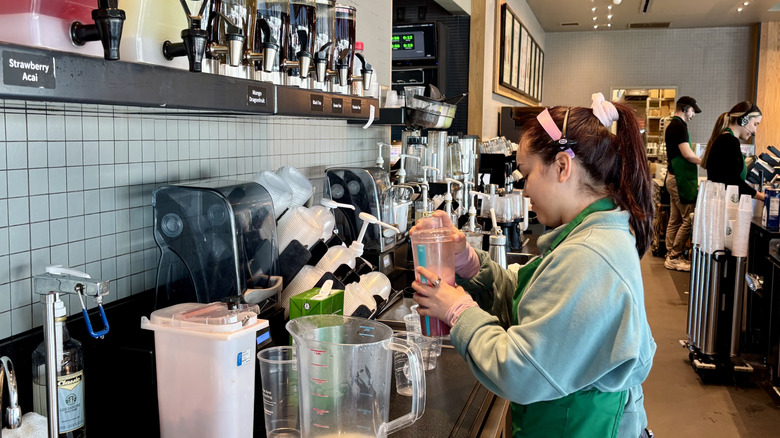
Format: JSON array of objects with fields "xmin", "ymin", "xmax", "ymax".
[
  {"xmin": 611, "ymin": 103, "xmax": 654, "ymax": 256},
  {"xmin": 701, "ymin": 112, "xmax": 729, "ymax": 169}
]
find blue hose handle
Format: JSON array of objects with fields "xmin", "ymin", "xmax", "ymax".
[{"xmin": 82, "ymin": 304, "xmax": 110, "ymax": 338}]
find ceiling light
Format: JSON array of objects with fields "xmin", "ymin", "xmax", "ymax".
[
  {"xmin": 594, "ymin": 25, "xmax": 599, "ymax": 29},
  {"xmin": 608, "ymin": 23, "xmax": 612, "ymax": 27},
  {"xmin": 608, "ymin": 5, "xmax": 613, "ymax": 10},
  {"xmin": 737, "ymin": 7, "xmax": 743, "ymax": 11},
  {"xmin": 608, "ymin": 14, "xmax": 613, "ymax": 19},
  {"xmin": 593, "ymin": 16, "xmax": 597, "ymax": 20},
  {"xmin": 744, "ymin": 2, "xmax": 749, "ymax": 5},
  {"xmin": 592, "ymin": 7, "xmax": 597, "ymax": 12}
]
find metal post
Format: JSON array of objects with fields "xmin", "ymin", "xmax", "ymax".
[
  {"xmin": 730, "ymin": 256, "xmax": 747, "ymax": 357},
  {"xmin": 687, "ymin": 247, "xmax": 699, "ymax": 340},
  {"xmin": 42, "ymin": 293, "xmax": 58, "ymax": 438},
  {"xmin": 703, "ymin": 253, "xmax": 724, "ymax": 355}
]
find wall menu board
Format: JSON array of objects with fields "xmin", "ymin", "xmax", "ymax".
[{"xmin": 495, "ymin": 2, "xmax": 543, "ymax": 104}]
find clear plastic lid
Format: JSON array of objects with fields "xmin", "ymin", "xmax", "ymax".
[
  {"xmin": 411, "ymin": 216, "xmax": 455, "ymax": 244},
  {"xmin": 149, "ymin": 302, "xmax": 259, "ymax": 333}
]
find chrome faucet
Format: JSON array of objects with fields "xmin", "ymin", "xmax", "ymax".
[
  {"xmin": 0, "ymin": 356, "xmax": 21, "ymax": 430},
  {"xmin": 33, "ymin": 266, "xmax": 110, "ymax": 438}
]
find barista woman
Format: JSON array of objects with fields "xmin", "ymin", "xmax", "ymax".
[
  {"xmin": 411, "ymin": 93, "xmax": 656, "ymax": 438},
  {"xmin": 701, "ymin": 101, "xmax": 765, "ymax": 201}
]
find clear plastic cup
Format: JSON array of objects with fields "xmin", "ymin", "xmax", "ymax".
[
  {"xmin": 257, "ymin": 346, "xmax": 299, "ymax": 437},
  {"xmin": 403, "ymin": 314, "xmax": 442, "ymax": 369},
  {"xmin": 494, "ymin": 197, "xmax": 512, "ymax": 223},
  {"xmin": 404, "ymin": 86, "xmax": 426, "ymax": 107}
]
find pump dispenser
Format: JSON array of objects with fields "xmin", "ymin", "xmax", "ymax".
[
  {"xmin": 464, "ymin": 190, "xmax": 484, "ymax": 250},
  {"xmin": 396, "ymin": 154, "xmax": 420, "ymax": 184},
  {"xmin": 316, "ymin": 212, "xmax": 399, "ymax": 272},
  {"xmin": 416, "ymin": 166, "xmax": 440, "ymax": 220},
  {"xmin": 311, "ymin": 198, "xmax": 355, "ymax": 241},
  {"xmin": 444, "ymin": 178, "xmax": 463, "ymax": 225},
  {"xmin": 375, "ymin": 141, "xmax": 389, "ymax": 169}
]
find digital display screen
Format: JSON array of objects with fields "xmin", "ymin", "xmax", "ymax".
[
  {"xmin": 392, "ymin": 34, "xmax": 416, "ymax": 51},
  {"xmin": 392, "ymin": 23, "xmax": 436, "ymax": 61}
]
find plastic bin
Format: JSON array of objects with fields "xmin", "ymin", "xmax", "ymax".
[{"xmin": 141, "ymin": 302, "xmax": 267, "ymax": 438}]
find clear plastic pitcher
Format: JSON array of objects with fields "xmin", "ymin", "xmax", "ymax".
[
  {"xmin": 410, "ymin": 216, "xmax": 456, "ymax": 336},
  {"xmin": 286, "ymin": 315, "xmax": 425, "ymax": 437}
]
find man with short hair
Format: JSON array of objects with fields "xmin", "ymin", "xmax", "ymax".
[{"xmin": 664, "ymin": 96, "xmax": 702, "ymax": 271}]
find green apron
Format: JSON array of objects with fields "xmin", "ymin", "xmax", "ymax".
[
  {"xmin": 668, "ymin": 116, "xmax": 699, "ymax": 204},
  {"xmin": 510, "ymin": 198, "xmax": 628, "ymax": 438},
  {"xmin": 725, "ymin": 128, "xmax": 748, "ymax": 181}
]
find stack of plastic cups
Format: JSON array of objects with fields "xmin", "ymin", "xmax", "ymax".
[
  {"xmin": 732, "ymin": 194, "xmax": 753, "ymax": 258},
  {"xmin": 710, "ymin": 183, "xmax": 725, "ymax": 252},
  {"xmin": 724, "ymin": 185, "xmax": 740, "ymax": 251},
  {"xmin": 692, "ymin": 180, "xmax": 707, "ymax": 248},
  {"xmin": 277, "ymin": 166, "xmax": 314, "ymax": 207},
  {"xmin": 254, "ymin": 171, "xmax": 294, "ymax": 219}
]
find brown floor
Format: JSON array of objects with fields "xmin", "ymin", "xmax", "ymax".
[{"xmin": 641, "ymin": 255, "xmax": 780, "ymax": 436}]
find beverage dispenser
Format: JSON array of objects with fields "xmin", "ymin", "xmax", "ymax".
[
  {"xmin": 205, "ymin": 0, "xmax": 254, "ymax": 77},
  {"xmin": 122, "ymin": 0, "xmax": 190, "ymax": 69},
  {"xmin": 152, "ymin": 179, "xmax": 282, "ymax": 308},
  {"xmin": 313, "ymin": 0, "xmax": 336, "ymax": 90},
  {"xmin": 280, "ymin": 0, "xmax": 316, "ymax": 87},
  {"xmin": 250, "ymin": 0, "xmax": 287, "ymax": 83},
  {"xmin": 0, "ymin": 0, "xmax": 125, "ymax": 60},
  {"xmin": 332, "ymin": 4, "xmax": 355, "ymax": 94}
]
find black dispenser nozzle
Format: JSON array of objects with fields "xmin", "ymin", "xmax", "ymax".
[
  {"xmin": 314, "ymin": 41, "xmax": 333, "ymax": 82},
  {"xmin": 70, "ymin": 0, "xmax": 126, "ymax": 61},
  {"xmin": 355, "ymin": 52, "xmax": 373, "ymax": 91},
  {"xmin": 163, "ymin": 0, "xmax": 210, "ymax": 72}
]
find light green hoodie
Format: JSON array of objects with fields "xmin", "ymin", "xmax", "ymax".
[{"xmin": 452, "ymin": 209, "xmax": 656, "ymax": 437}]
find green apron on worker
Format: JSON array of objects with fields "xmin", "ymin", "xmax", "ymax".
[
  {"xmin": 725, "ymin": 128, "xmax": 748, "ymax": 181},
  {"xmin": 668, "ymin": 116, "xmax": 699, "ymax": 204},
  {"xmin": 509, "ymin": 197, "xmax": 628, "ymax": 438}
]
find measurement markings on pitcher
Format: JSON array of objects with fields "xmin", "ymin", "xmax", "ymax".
[{"xmin": 312, "ymin": 408, "xmax": 329, "ymax": 415}]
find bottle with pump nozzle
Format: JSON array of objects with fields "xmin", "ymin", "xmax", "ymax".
[
  {"xmin": 444, "ymin": 178, "xmax": 462, "ymax": 226},
  {"xmin": 375, "ymin": 141, "xmax": 388, "ymax": 169},
  {"xmin": 396, "ymin": 154, "xmax": 420, "ymax": 185},
  {"xmin": 316, "ymin": 212, "xmax": 399, "ymax": 272},
  {"xmin": 463, "ymin": 190, "xmax": 484, "ymax": 250},
  {"xmin": 310, "ymin": 198, "xmax": 355, "ymax": 241},
  {"xmin": 415, "ymin": 166, "xmax": 439, "ymax": 220}
]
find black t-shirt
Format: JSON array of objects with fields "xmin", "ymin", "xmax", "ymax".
[
  {"xmin": 705, "ymin": 132, "xmax": 756, "ymax": 197},
  {"xmin": 664, "ymin": 117, "xmax": 689, "ymax": 175}
]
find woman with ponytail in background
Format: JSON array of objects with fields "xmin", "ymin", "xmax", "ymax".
[
  {"xmin": 701, "ymin": 101, "xmax": 764, "ymax": 201},
  {"xmin": 410, "ymin": 93, "xmax": 656, "ymax": 438}
]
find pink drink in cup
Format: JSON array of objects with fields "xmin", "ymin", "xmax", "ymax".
[{"xmin": 411, "ymin": 216, "xmax": 456, "ymax": 336}]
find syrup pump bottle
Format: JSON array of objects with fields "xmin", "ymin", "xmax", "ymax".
[{"xmin": 32, "ymin": 297, "xmax": 86, "ymax": 438}]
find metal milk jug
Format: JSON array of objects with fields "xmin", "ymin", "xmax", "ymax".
[{"xmin": 286, "ymin": 315, "xmax": 425, "ymax": 437}]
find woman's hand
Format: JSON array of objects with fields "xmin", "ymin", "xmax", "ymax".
[
  {"xmin": 756, "ymin": 191, "xmax": 766, "ymax": 202},
  {"xmin": 411, "ymin": 266, "xmax": 467, "ymax": 321},
  {"xmin": 409, "ymin": 210, "xmax": 468, "ymax": 255}
]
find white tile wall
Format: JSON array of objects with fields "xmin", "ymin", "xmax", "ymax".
[{"xmin": 0, "ymin": 100, "xmax": 389, "ymax": 339}]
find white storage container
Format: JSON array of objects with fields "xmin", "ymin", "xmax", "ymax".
[{"xmin": 141, "ymin": 302, "xmax": 267, "ymax": 438}]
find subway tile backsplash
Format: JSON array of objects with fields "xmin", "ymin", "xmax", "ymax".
[{"xmin": 0, "ymin": 99, "xmax": 389, "ymax": 339}]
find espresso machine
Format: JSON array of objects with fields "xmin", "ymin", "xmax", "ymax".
[
  {"xmin": 325, "ymin": 168, "xmax": 408, "ymax": 280},
  {"xmin": 152, "ymin": 179, "xmax": 283, "ymax": 309}
]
